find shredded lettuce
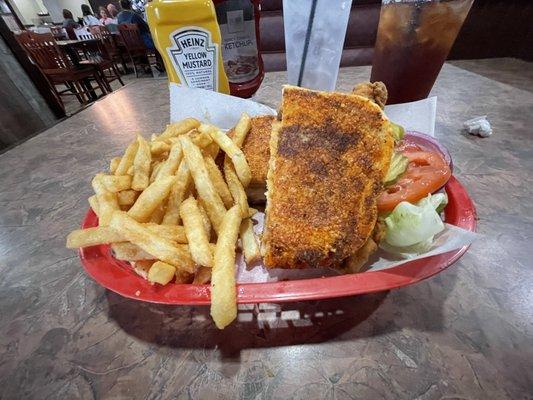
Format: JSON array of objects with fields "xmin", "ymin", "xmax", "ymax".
[
  {"xmin": 380, "ymin": 237, "xmax": 435, "ymax": 258},
  {"xmin": 390, "ymin": 122, "xmax": 405, "ymax": 142},
  {"xmin": 382, "ymin": 193, "xmax": 447, "ymax": 254},
  {"xmin": 384, "ymin": 152, "xmax": 409, "ymax": 186}
]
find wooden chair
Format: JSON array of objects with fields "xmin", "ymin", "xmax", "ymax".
[
  {"xmin": 74, "ymin": 27, "xmax": 95, "ymax": 41},
  {"xmin": 73, "ymin": 27, "xmax": 124, "ymax": 92},
  {"xmin": 65, "ymin": 26, "xmax": 77, "ymax": 40},
  {"xmin": 118, "ymin": 23, "xmax": 152, "ymax": 77},
  {"xmin": 15, "ymin": 31, "xmax": 107, "ymax": 109},
  {"xmin": 49, "ymin": 26, "xmax": 66, "ymax": 40},
  {"xmin": 89, "ymin": 25, "xmax": 126, "ymax": 72}
]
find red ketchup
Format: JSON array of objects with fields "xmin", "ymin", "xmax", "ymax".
[{"xmin": 213, "ymin": 0, "xmax": 264, "ymax": 98}]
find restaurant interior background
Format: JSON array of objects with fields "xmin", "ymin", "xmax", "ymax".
[{"xmin": 0, "ymin": 0, "xmax": 531, "ymax": 152}]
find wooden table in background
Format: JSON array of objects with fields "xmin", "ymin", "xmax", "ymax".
[
  {"xmin": 56, "ymin": 38, "xmax": 103, "ymax": 101},
  {"xmin": 0, "ymin": 59, "xmax": 531, "ymax": 399}
]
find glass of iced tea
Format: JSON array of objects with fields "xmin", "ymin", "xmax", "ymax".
[{"xmin": 371, "ymin": 0, "xmax": 474, "ymax": 104}]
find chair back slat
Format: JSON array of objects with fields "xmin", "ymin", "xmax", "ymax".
[
  {"xmin": 50, "ymin": 26, "xmax": 66, "ymax": 39},
  {"xmin": 15, "ymin": 31, "xmax": 73, "ymax": 73},
  {"xmin": 118, "ymin": 24, "xmax": 146, "ymax": 53},
  {"xmin": 90, "ymin": 25, "xmax": 119, "ymax": 59},
  {"xmin": 74, "ymin": 27, "xmax": 95, "ymax": 41},
  {"xmin": 65, "ymin": 26, "xmax": 77, "ymax": 40}
]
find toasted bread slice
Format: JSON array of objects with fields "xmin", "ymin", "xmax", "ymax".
[{"xmin": 262, "ymin": 86, "xmax": 394, "ymax": 269}]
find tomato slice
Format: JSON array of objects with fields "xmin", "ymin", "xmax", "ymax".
[
  {"xmin": 395, "ymin": 141, "xmax": 422, "ymax": 153},
  {"xmin": 378, "ymin": 151, "xmax": 451, "ymax": 212}
]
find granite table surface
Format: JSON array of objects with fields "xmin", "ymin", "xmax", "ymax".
[{"xmin": 0, "ymin": 59, "xmax": 532, "ymax": 400}]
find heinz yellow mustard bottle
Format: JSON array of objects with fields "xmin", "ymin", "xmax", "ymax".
[{"xmin": 146, "ymin": 0, "xmax": 230, "ymax": 94}]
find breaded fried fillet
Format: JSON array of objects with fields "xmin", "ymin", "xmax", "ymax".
[
  {"xmin": 233, "ymin": 115, "xmax": 275, "ymax": 203},
  {"xmin": 262, "ymin": 86, "xmax": 395, "ymax": 269},
  {"xmin": 352, "ymin": 81, "xmax": 388, "ymax": 109}
]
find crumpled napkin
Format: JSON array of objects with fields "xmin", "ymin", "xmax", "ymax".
[{"xmin": 464, "ymin": 116, "xmax": 492, "ymax": 137}]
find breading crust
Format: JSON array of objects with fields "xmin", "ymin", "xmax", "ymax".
[{"xmin": 262, "ymin": 86, "xmax": 394, "ymax": 269}]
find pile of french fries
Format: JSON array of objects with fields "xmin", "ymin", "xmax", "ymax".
[{"xmin": 66, "ymin": 115, "xmax": 261, "ymax": 329}]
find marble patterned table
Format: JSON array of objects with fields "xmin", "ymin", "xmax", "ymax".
[{"xmin": 0, "ymin": 59, "xmax": 532, "ymax": 399}]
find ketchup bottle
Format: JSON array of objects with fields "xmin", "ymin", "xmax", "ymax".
[{"xmin": 213, "ymin": 0, "xmax": 264, "ymax": 98}]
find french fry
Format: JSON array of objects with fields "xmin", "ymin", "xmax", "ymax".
[
  {"xmin": 128, "ymin": 175, "xmax": 175, "ymax": 222},
  {"xmin": 179, "ymin": 135, "xmax": 226, "ymax": 232},
  {"xmin": 109, "ymin": 157, "xmax": 121, "ymax": 174},
  {"xmin": 175, "ymin": 269, "xmax": 194, "ymax": 284},
  {"xmin": 210, "ymin": 205, "xmax": 242, "ymax": 329},
  {"xmin": 193, "ymin": 267, "xmax": 212, "ymax": 284},
  {"xmin": 144, "ymin": 223, "xmax": 187, "ymax": 243},
  {"xmin": 66, "ymin": 226, "xmax": 122, "ymax": 248},
  {"xmin": 91, "ymin": 173, "xmax": 109, "ymax": 194},
  {"xmin": 239, "ymin": 218, "xmax": 261, "ymax": 264},
  {"xmin": 156, "ymin": 141, "xmax": 182, "ymax": 179},
  {"xmin": 202, "ymin": 125, "xmax": 251, "ymax": 187},
  {"xmin": 131, "ymin": 135, "xmax": 151, "ymax": 191},
  {"xmin": 197, "ymin": 199, "xmax": 212, "ymax": 239},
  {"xmin": 132, "ymin": 260, "xmax": 154, "ymax": 279},
  {"xmin": 162, "ymin": 161, "xmax": 191, "ymax": 225},
  {"xmin": 180, "ymin": 197, "xmax": 213, "ymax": 268},
  {"xmin": 231, "ymin": 113, "xmax": 251, "ymax": 148},
  {"xmin": 117, "ymin": 190, "xmax": 138, "ymax": 206},
  {"xmin": 224, "ymin": 159, "xmax": 249, "ymax": 218},
  {"xmin": 92, "ymin": 175, "xmax": 119, "ymax": 226},
  {"xmin": 157, "ymin": 118, "xmax": 200, "ymax": 141},
  {"xmin": 150, "ymin": 141, "xmax": 170, "ymax": 156},
  {"xmin": 224, "ymin": 114, "xmax": 253, "ymax": 221},
  {"xmin": 150, "ymin": 133, "xmax": 158, "ymax": 141},
  {"xmin": 189, "ymin": 130, "xmax": 213, "ymax": 148},
  {"xmin": 66, "ymin": 224, "xmax": 187, "ymax": 248},
  {"xmin": 204, "ymin": 155, "xmax": 233, "ymax": 208},
  {"xmin": 148, "ymin": 203, "xmax": 166, "ymax": 224},
  {"xmin": 91, "ymin": 173, "xmax": 106, "ymax": 193},
  {"xmin": 112, "ymin": 242, "xmax": 156, "ymax": 261},
  {"xmin": 148, "ymin": 261, "xmax": 176, "ymax": 285},
  {"xmin": 110, "ymin": 211, "xmax": 195, "ymax": 272},
  {"xmin": 115, "ymin": 140, "xmax": 139, "ymax": 176},
  {"xmin": 99, "ymin": 175, "xmax": 132, "ymax": 192},
  {"xmin": 112, "ymin": 242, "xmax": 190, "ymax": 261},
  {"xmin": 88, "ymin": 195, "xmax": 100, "ymax": 217},
  {"xmin": 248, "ymin": 207, "xmax": 258, "ymax": 216},
  {"xmin": 202, "ymin": 142, "xmax": 220, "ymax": 159},
  {"xmin": 97, "ymin": 191, "xmax": 119, "ymax": 226},
  {"xmin": 149, "ymin": 161, "xmax": 162, "ymax": 183}
]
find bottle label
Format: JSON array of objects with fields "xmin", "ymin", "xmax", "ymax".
[
  {"xmin": 216, "ymin": 1, "xmax": 260, "ymax": 84},
  {"xmin": 166, "ymin": 27, "xmax": 219, "ymax": 91}
]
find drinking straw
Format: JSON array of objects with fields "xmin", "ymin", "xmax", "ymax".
[{"xmin": 297, "ymin": 0, "xmax": 318, "ymax": 86}]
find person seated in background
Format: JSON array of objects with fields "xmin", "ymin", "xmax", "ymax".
[
  {"xmin": 117, "ymin": 0, "xmax": 154, "ymax": 49},
  {"xmin": 99, "ymin": 6, "xmax": 117, "ymax": 25},
  {"xmin": 81, "ymin": 4, "xmax": 102, "ymax": 26},
  {"xmin": 117, "ymin": 0, "xmax": 164, "ymax": 72},
  {"xmin": 107, "ymin": 3, "xmax": 119, "ymax": 19},
  {"xmin": 130, "ymin": 0, "xmax": 147, "ymax": 20},
  {"xmin": 62, "ymin": 9, "xmax": 80, "ymax": 29}
]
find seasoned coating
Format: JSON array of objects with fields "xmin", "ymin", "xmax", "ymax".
[
  {"xmin": 262, "ymin": 86, "xmax": 394, "ymax": 269},
  {"xmin": 241, "ymin": 116, "xmax": 275, "ymax": 186},
  {"xmin": 229, "ymin": 115, "xmax": 275, "ymax": 203},
  {"xmin": 340, "ymin": 220, "xmax": 386, "ymax": 273},
  {"xmin": 352, "ymin": 81, "xmax": 388, "ymax": 109}
]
